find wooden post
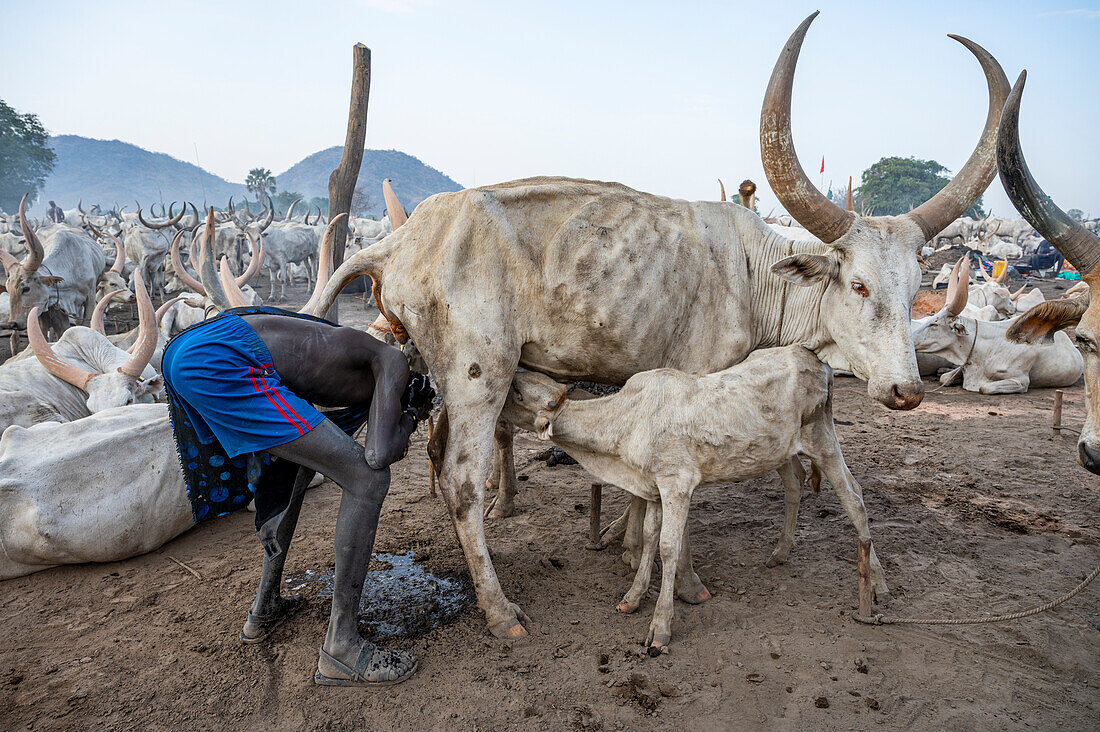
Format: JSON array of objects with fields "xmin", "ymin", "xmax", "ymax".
[
  {"xmin": 1053, "ymin": 389, "xmax": 1064, "ymax": 433},
  {"xmin": 857, "ymin": 539, "xmax": 872, "ymax": 618},
  {"xmin": 586, "ymin": 484, "xmax": 603, "ymax": 550},
  {"xmin": 326, "ymin": 43, "xmax": 372, "ymax": 323}
]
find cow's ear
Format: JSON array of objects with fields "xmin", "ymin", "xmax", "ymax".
[
  {"xmin": 1007, "ymin": 299, "xmax": 1088, "ymax": 345},
  {"xmin": 771, "ymin": 254, "xmax": 838, "ymax": 286},
  {"xmin": 40, "ymin": 276, "xmax": 65, "ymax": 286}
]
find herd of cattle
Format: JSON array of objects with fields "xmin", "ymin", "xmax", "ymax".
[{"xmin": 1, "ymin": 12, "xmax": 1097, "ymax": 647}]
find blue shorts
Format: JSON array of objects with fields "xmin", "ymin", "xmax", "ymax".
[{"xmin": 161, "ymin": 314, "xmax": 325, "ymax": 458}]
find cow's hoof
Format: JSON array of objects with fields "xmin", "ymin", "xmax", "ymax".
[
  {"xmin": 616, "ymin": 600, "xmax": 638, "ymax": 614},
  {"xmin": 488, "ymin": 606, "xmax": 530, "ymax": 639},
  {"xmin": 645, "ymin": 628, "xmax": 671, "ymax": 649},
  {"xmin": 487, "ymin": 502, "xmax": 514, "ymax": 519},
  {"xmin": 677, "ymin": 586, "xmax": 711, "ymax": 605}
]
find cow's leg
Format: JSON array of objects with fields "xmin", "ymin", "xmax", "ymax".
[
  {"xmin": 268, "ymin": 266, "xmax": 277, "ymax": 301},
  {"xmin": 647, "ymin": 474, "xmax": 695, "ymax": 648},
  {"xmin": 486, "ymin": 420, "xmax": 517, "ymax": 519},
  {"xmin": 766, "ymin": 459, "xmax": 803, "ymax": 567},
  {"xmin": 978, "ymin": 378, "xmax": 1028, "ymax": 395},
  {"xmin": 673, "ymin": 522, "xmax": 711, "ymax": 604},
  {"xmin": 242, "ymin": 464, "xmax": 314, "ymax": 641},
  {"xmin": 617, "ymin": 499, "xmax": 661, "ymax": 614},
  {"xmin": 811, "ymin": 442, "xmax": 889, "ymax": 602},
  {"xmin": 621, "ymin": 497, "xmax": 647, "ymax": 569}
]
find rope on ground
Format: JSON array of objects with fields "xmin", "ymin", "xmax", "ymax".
[{"xmin": 853, "ymin": 562, "xmax": 1099, "ymax": 626}]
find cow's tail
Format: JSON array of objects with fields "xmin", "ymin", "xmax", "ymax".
[{"xmin": 306, "ymin": 236, "xmax": 408, "ymax": 342}]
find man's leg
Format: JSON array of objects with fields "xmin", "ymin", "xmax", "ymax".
[
  {"xmin": 241, "ymin": 463, "xmax": 314, "ymax": 643},
  {"xmin": 267, "ymin": 418, "xmax": 416, "ymax": 685}
]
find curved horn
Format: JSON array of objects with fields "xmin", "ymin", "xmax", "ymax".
[
  {"xmin": 155, "ymin": 296, "xmax": 184, "ymax": 324},
  {"xmin": 119, "ymin": 270, "xmax": 157, "ymax": 378},
  {"xmin": 0, "ymin": 249, "xmax": 18, "ymax": 271},
  {"xmin": 170, "ymin": 229, "xmax": 205, "ymax": 295},
  {"xmin": 300, "ymin": 213, "xmax": 347, "ymax": 316},
  {"xmin": 198, "ymin": 208, "xmax": 233, "ymax": 310},
  {"xmin": 760, "ymin": 12, "xmax": 854, "ymax": 244},
  {"xmin": 27, "ymin": 306, "xmax": 99, "ymax": 389},
  {"xmin": 19, "ymin": 194, "xmax": 43, "ymax": 273},
  {"xmin": 107, "ymin": 232, "xmax": 126, "ymax": 274},
  {"xmin": 1009, "ymin": 284, "xmax": 1028, "ymax": 301},
  {"xmin": 90, "ymin": 289, "xmax": 127, "ymax": 334},
  {"xmin": 382, "ymin": 179, "xmax": 408, "ymax": 229},
  {"xmin": 906, "ymin": 36, "xmax": 1010, "ymax": 241},
  {"xmin": 997, "ymin": 71, "xmax": 1100, "ymax": 276},
  {"xmin": 258, "ymin": 195, "xmax": 274, "ymax": 232},
  {"xmin": 235, "ymin": 230, "xmax": 264, "ymax": 286},
  {"xmin": 78, "ymin": 199, "xmax": 87, "ymax": 215},
  {"xmin": 945, "ymin": 256, "xmax": 970, "ymax": 315},
  {"xmin": 137, "ymin": 202, "xmax": 185, "ymax": 230},
  {"xmin": 218, "ymin": 257, "xmax": 252, "ymax": 308},
  {"xmin": 284, "ymin": 197, "xmax": 301, "ymax": 222},
  {"xmin": 718, "ymin": 178, "xmax": 727, "ymax": 202}
]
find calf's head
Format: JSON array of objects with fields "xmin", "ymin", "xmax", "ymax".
[
  {"xmin": 501, "ymin": 370, "xmax": 571, "ymax": 440},
  {"xmin": 1, "ymin": 196, "xmax": 64, "ymax": 329},
  {"xmin": 910, "ymin": 257, "xmax": 973, "ymax": 357},
  {"xmin": 761, "ymin": 13, "xmax": 1009, "ymax": 410}
]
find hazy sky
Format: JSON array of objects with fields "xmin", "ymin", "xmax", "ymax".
[{"xmin": 4, "ymin": 0, "xmax": 1098, "ymax": 217}]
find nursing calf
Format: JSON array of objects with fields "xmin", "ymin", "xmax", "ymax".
[{"xmin": 500, "ymin": 346, "xmax": 886, "ymax": 647}]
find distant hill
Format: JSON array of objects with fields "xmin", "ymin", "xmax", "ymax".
[
  {"xmin": 39, "ymin": 135, "xmax": 246, "ymax": 211},
  {"xmin": 34, "ymin": 136, "xmax": 463, "ymax": 218},
  {"xmin": 276, "ymin": 148, "xmax": 463, "ymax": 218}
]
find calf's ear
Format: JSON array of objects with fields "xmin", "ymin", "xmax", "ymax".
[
  {"xmin": 40, "ymin": 276, "xmax": 65, "ymax": 286},
  {"xmin": 771, "ymin": 254, "xmax": 838, "ymax": 286},
  {"xmin": 534, "ymin": 412, "xmax": 554, "ymax": 441},
  {"xmin": 1006, "ymin": 299, "xmax": 1087, "ymax": 345}
]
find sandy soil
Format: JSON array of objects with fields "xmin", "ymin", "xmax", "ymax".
[{"xmin": 1, "ymin": 284, "xmax": 1098, "ymax": 730}]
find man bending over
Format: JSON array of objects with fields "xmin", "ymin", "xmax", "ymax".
[{"xmin": 162, "ymin": 305, "xmax": 433, "ymax": 687}]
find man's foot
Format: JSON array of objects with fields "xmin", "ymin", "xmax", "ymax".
[
  {"xmin": 314, "ymin": 643, "xmax": 418, "ymax": 687},
  {"xmin": 240, "ymin": 594, "xmax": 305, "ymax": 645}
]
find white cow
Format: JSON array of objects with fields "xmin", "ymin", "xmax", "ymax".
[
  {"xmin": 981, "ymin": 216, "xmax": 1034, "ymax": 247},
  {"xmin": 499, "ymin": 346, "xmax": 885, "ymax": 647},
  {"xmin": 0, "ymin": 403, "xmax": 192, "ymax": 579},
  {"xmin": 259, "ymin": 222, "xmax": 319, "ymax": 300},
  {"xmin": 912, "ymin": 258, "xmax": 1082, "ymax": 393}
]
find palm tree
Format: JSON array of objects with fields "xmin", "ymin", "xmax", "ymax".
[{"xmin": 245, "ymin": 168, "xmax": 276, "ymax": 201}]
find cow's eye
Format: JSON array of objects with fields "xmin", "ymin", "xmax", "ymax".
[{"xmin": 851, "ymin": 281, "xmax": 869, "ymax": 298}]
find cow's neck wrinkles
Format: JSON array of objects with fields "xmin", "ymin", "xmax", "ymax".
[{"xmin": 742, "ymin": 224, "xmax": 829, "ymax": 351}]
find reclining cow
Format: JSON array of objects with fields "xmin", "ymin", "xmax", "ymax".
[
  {"xmin": 912, "ymin": 257, "xmax": 1082, "ymax": 393},
  {"xmin": 0, "ymin": 271, "xmax": 161, "ymax": 431},
  {"xmin": 498, "ymin": 346, "xmax": 885, "ymax": 647},
  {"xmin": 309, "ymin": 13, "xmax": 1008, "ymax": 637}
]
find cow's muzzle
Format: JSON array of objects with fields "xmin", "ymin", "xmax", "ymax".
[{"xmin": 869, "ymin": 376, "xmax": 924, "ymax": 410}]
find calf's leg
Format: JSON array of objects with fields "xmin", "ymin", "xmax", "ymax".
[
  {"xmin": 647, "ymin": 475, "xmax": 695, "ymax": 648},
  {"xmin": 766, "ymin": 459, "xmax": 803, "ymax": 567},
  {"xmin": 617, "ymin": 499, "xmax": 661, "ymax": 614},
  {"xmin": 486, "ymin": 421, "xmax": 517, "ymax": 519}
]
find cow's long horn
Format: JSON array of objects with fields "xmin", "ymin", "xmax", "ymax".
[
  {"xmin": 218, "ymin": 257, "xmax": 252, "ymax": 308},
  {"xmin": 945, "ymin": 256, "xmax": 970, "ymax": 315},
  {"xmin": 27, "ymin": 306, "xmax": 99, "ymax": 389},
  {"xmin": 0, "ymin": 249, "xmax": 18, "ymax": 271},
  {"xmin": 236, "ymin": 230, "xmax": 264, "ymax": 286},
  {"xmin": 90, "ymin": 289, "xmax": 127, "ymax": 334},
  {"xmin": 119, "ymin": 270, "xmax": 157, "ymax": 378},
  {"xmin": 846, "ymin": 176, "xmax": 854, "ymax": 212},
  {"xmin": 905, "ymin": 36, "xmax": 1009, "ymax": 241},
  {"xmin": 106, "ymin": 232, "xmax": 126, "ymax": 274},
  {"xmin": 284, "ymin": 198, "xmax": 301, "ymax": 222},
  {"xmin": 18, "ymin": 195, "xmax": 43, "ymax": 273},
  {"xmin": 137, "ymin": 203, "xmax": 185, "ymax": 230},
  {"xmin": 198, "ymin": 207, "xmax": 233, "ymax": 310},
  {"xmin": 997, "ymin": 71, "xmax": 1100, "ymax": 276},
  {"xmin": 258, "ymin": 195, "xmax": 274, "ymax": 232},
  {"xmin": 78, "ymin": 199, "xmax": 86, "ymax": 215},
  {"xmin": 170, "ymin": 229, "xmax": 205, "ymax": 295},
  {"xmin": 300, "ymin": 213, "xmax": 347, "ymax": 316},
  {"xmin": 155, "ymin": 296, "xmax": 184, "ymax": 324},
  {"xmin": 718, "ymin": 178, "xmax": 727, "ymax": 202},
  {"xmin": 382, "ymin": 179, "xmax": 408, "ymax": 229},
  {"xmin": 1009, "ymin": 284, "xmax": 1028, "ymax": 301},
  {"xmin": 760, "ymin": 12, "xmax": 854, "ymax": 244}
]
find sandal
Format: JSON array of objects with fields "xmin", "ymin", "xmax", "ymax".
[
  {"xmin": 314, "ymin": 644, "xmax": 418, "ymax": 687},
  {"xmin": 239, "ymin": 594, "xmax": 305, "ymax": 645}
]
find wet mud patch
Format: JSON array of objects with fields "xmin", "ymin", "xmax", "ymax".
[{"xmin": 286, "ymin": 551, "xmax": 473, "ymax": 640}]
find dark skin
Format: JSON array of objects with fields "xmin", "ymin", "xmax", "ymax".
[{"xmin": 235, "ymin": 314, "xmax": 421, "ymax": 684}]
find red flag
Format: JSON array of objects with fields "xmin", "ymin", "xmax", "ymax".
[{"xmin": 820, "ymin": 156, "xmax": 825, "ymax": 174}]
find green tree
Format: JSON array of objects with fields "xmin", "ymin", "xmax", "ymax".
[
  {"xmin": 271, "ymin": 190, "xmax": 304, "ymax": 217},
  {"xmin": 245, "ymin": 167, "xmax": 276, "ymax": 201},
  {"xmin": 1067, "ymin": 208, "xmax": 1084, "ymax": 222},
  {"xmin": 859, "ymin": 156, "xmax": 984, "ymax": 219},
  {"xmin": 0, "ymin": 99, "xmax": 56, "ymax": 213}
]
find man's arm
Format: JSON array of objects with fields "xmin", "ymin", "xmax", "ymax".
[{"xmin": 360, "ymin": 336, "xmax": 414, "ymax": 469}]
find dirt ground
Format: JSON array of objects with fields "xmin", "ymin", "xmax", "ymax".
[{"xmin": 1, "ymin": 282, "xmax": 1098, "ymax": 730}]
